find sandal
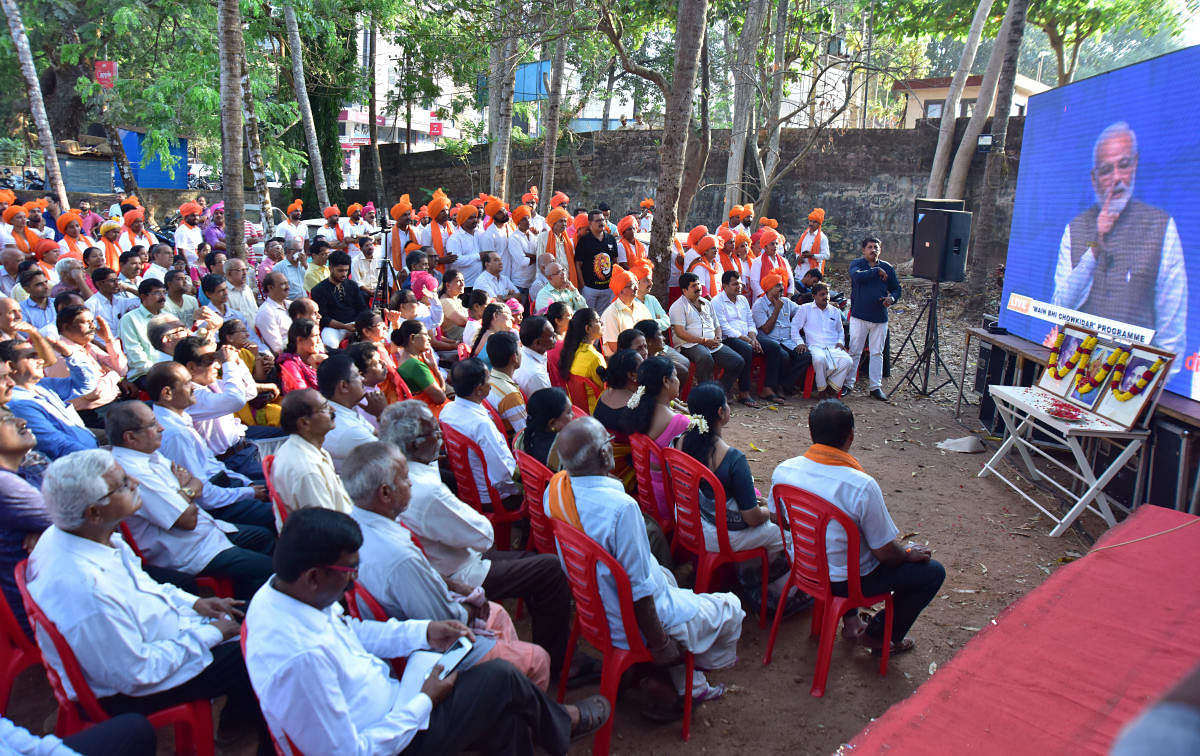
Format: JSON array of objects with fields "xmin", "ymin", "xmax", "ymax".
[
  {"xmin": 739, "ymin": 396, "xmax": 761, "ymax": 409},
  {"xmin": 570, "ymin": 694, "xmax": 612, "ymax": 740},
  {"xmin": 862, "ymin": 637, "xmax": 917, "ymax": 656},
  {"xmin": 760, "ymin": 392, "xmax": 784, "ymax": 403}
]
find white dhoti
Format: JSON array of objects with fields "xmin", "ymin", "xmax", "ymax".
[
  {"xmin": 320, "ymin": 326, "xmax": 344, "ymax": 350},
  {"xmin": 809, "ymin": 345, "xmax": 854, "ymax": 390},
  {"xmin": 657, "ymin": 566, "xmax": 745, "ymax": 694}
]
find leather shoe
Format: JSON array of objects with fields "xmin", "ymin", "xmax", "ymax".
[{"xmin": 870, "ymin": 388, "xmax": 889, "ymax": 401}]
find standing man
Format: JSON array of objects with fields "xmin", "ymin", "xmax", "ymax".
[
  {"xmin": 637, "ymin": 198, "xmax": 654, "ymax": 232},
  {"xmin": 317, "ymin": 206, "xmax": 349, "ymax": 250},
  {"xmin": 794, "ymin": 208, "xmax": 830, "ymax": 276},
  {"xmin": 119, "ymin": 208, "xmax": 156, "ymax": 253},
  {"xmin": 278, "ymin": 238, "xmax": 308, "ymax": 300},
  {"xmin": 447, "ymin": 205, "xmax": 483, "ymax": 285},
  {"xmin": 273, "ymin": 199, "xmax": 308, "ymax": 251},
  {"xmin": 505, "ymin": 205, "xmax": 539, "ymax": 300},
  {"xmin": 339, "ymin": 203, "xmax": 371, "ymax": 255},
  {"xmin": 522, "ymin": 186, "xmax": 545, "ymax": 233},
  {"xmin": 847, "ymin": 237, "xmax": 900, "ymax": 401},
  {"xmin": 173, "ymin": 202, "xmax": 205, "ymax": 263},
  {"xmin": 419, "ymin": 189, "xmax": 458, "ymax": 272},
  {"xmin": 615, "ymin": 215, "xmax": 649, "ymax": 268},
  {"xmin": 574, "ymin": 210, "xmax": 618, "ymax": 312},
  {"xmin": 669, "ymin": 272, "xmax": 744, "ymax": 393},
  {"xmin": 77, "ymin": 200, "xmax": 104, "ymax": 237},
  {"xmin": 748, "ymin": 228, "xmax": 793, "ymax": 302}
]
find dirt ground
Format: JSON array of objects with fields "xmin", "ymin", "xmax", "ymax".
[{"xmin": 5, "ymin": 274, "xmax": 1118, "ymax": 754}]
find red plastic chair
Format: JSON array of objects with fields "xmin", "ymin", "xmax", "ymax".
[
  {"xmin": 679, "ymin": 361, "xmax": 697, "ymax": 402},
  {"xmin": 662, "ymin": 447, "xmax": 769, "ymax": 628},
  {"xmin": 566, "ymin": 374, "xmax": 603, "ymax": 413},
  {"xmin": 629, "ymin": 433, "xmax": 674, "ymax": 538},
  {"xmin": 262, "ymin": 454, "xmax": 289, "ymax": 529},
  {"xmin": 0, "ymin": 591, "xmax": 40, "ymax": 715},
  {"xmin": 762, "ymin": 484, "xmax": 894, "ymax": 697},
  {"xmin": 551, "ymin": 519, "xmax": 693, "ymax": 754},
  {"xmin": 343, "ymin": 583, "xmax": 407, "ymax": 677},
  {"xmin": 513, "ymin": 450, "xmax": 556, "ymax": 556},
  {"xmin": 240, "ymin": 624, "xmax": 305, "ymax": 756},
  {"xmin": 439, "ymin": 422, "xmax": 525, "ymax": 550},
  {"xmin": 15, "ymin": 561, "xmax": 215, "ymax": 753},
  {"xmin": 118, "ymin": 522, "xmax": 234, "ymax": 599},
  {"xmin": 481, "ymin": 398, "xmax": 509, "ymax": 442},
  {"xmin": 751, "ymin": 353, "xmax": 815, "ymax": 398},
  {"xmin": 571, "ymin": 405, "xmax": 588, "ymax": 420}
]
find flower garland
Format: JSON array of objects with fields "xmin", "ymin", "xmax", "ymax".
[
  {"xmin": 686, "ymin": 414, "xmax": 709, "ymax": 434},
  {"xmin": 1108, "ymin": 355, "xmax": 1166, "ymax": 401},
  {"xmin": 1075, "ymin": 347, "xmax": 1125, "ymax": 394},
  {"xmin": 626, "ymin": 386, "xmax": 646, "ymax": 409},
  {"xmin": 1048, "ymin": 333, "xmax": 1097, "ymax": 380}
]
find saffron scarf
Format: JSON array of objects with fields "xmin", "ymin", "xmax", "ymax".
[
  {"xmin": 797, "ymin": 229, "xmax": 825, "ymax": 273},
  {"xmin": 802, "ymin": 443, "xmax": 865, "ymax": 472},
  {"xmin": 100, "ymin": 237, "xmax": 122, "ymax": 269},
  {"xmin": 123, "ymin": 228, "xmax": 155, "ymax": 250},
  {"xmin": 546, "ymin": 231, "xmax": 579, "ymax": 288},
  {"xmin": 391, "ymin": 223, "xmax": 419, "ymax": 270},
  {"xmin": 545, "ymin": 470, "xmax": 582, "ymax": 529},
  {"xmin": 60, "ymin": 234, "xmax": 91, "ymax": 260},
  {"xmin": 10, "ymin": 227, "xmax": 41, "ymax": 255},
  {"xmin": 429, "ymin": 221, "xmax": 452, "ymax": 272},
  {"xmin": 688, "ymin": 256, "xmax": 720, "ymax": 297},
  {"xmin": 620, "ymin": 237, "xmax": 648, "ymax": 269},
  {"xmin": 758, "ymin": 251, "xmax": 789, "ymax": 296}
]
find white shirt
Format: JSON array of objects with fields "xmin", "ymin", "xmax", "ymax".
[
  {"xmin": 513, "ymin": 346, "xmax": 552, "ymax": 397},
  {"xmin": 528, "ymin": 212, "xmax": 546, "ymax": 234},
  {"xmin": 227, "ymin": 283, "xmax": 259, "ymax": 319},
  {"xmin": 710, "ymin": 290, "xmax": 754, "ymax": 340},
  {"xmin": 245, "ymin": 580, "xmax": 435, "ymax": 755},
  {"xmin": 187, "ymin": 358, "xmax": 256, "ymax": 455},
  {"xmin": 791, "ymin": 301, "xmax": 843, "ymax": 348},
  {"xmin": 270, "ymin": 434, "xmax": 355, "ymax": 519},
  {"xmin": 273, "ymin": 220, "xmax": 307, "ymax": 248},
  {"xmin": 400, "ymin": 458, "xmax": 494, "ymax": 586},
  {"xmin": 173, "ymin": 224, "xmax": 204, "ymax": 260},
  {"xmin": 638, "ymin": 214, "xmax": 653, "ymax": 232},
  {"xmin": 154, "ymin": 404, "xmax": 255, "ymax": 510},
  {"xmin": 142, "ymin": 262, "xmax": 170, "ymax": 283},
  {"xmin": 481, "ymin": 222, "xmax": 512, "ymax": 254},
  {"xmin": 505, "ymin": 230, "xmax": 537, "ymax": 288},
  {"xmin": 118, "ymin": 228, "xmax": 157, "ymax": 252},
  {"xmin": 439, "ymin": 398, "xmax": 520, "ymax": 502},
  {"xmin": 669, "ymin": 295, "xmax": 723, "ymax": 348},
  {"xmin": 323, "ymin": 402, "xmax": 378, "ymax": 474},
  {"xmin": 339, "ymin": 218, "xmax": 371, "ymax": 254},
  {"xmin": 110, "ymin": 447, "xmax": 236, "ymax": 574},
  {"xmin": 445, "ymin": 229, "xmax": 482, "ymax": 284},
  {"xmin": 255, "ymin": 297, "xmax": 292, "ymax": 355},
  {"xmin": 27, "ymin": 527, "xmax": 223, "ymax": 700},
  {"xmin": 793, "ymin": 229, "xmax": 830, "ymax": 275},
  {"xmin": 84, "ymin": 291, "xmax": 138, "ymax": 330},
  {"xmin": 417, "ymin": 221, "xmax": 453, "ymax": 251},
  {"xmin": 747, "ymin": 252, "xmax": 794, "ymax": 301},
  {"xmin": 472, "ymin": 269, "xmax": 517, "ymax": 300},
  {"xmin": 351, "ymin": 251, "xmax": 383, "ymax": 291}
]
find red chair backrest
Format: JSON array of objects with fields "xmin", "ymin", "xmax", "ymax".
[
  {"xmin": 439, "ymin": 422, "xmax": 502, "ymax": 511},
  {"xmin": 241, "ymin": 624, "xmax": 304, "ymax": 756},
  {"xmin": 662, "ymin": 446, "xmax": 734, "ymax": 556},
  {"xmin": 566, "ymin": 374, "xmax": 603, "ymax": 412},
  {"xmin": 481, "ymin": 398, "xmax": 508, "ymax": 440},
  {"xmin": 345, "ymin": 582, "xmax": 389, "ymax": 622},
  {"xmin": 550, "ymin": 520, "xmax": 649, "ymax": 657},
  {"xmin": 513, "ymin": 450, "xmax": 556, "ymax": 555},
  {"xmin": 771, "ymin": 484, "xmax": 872, "ymax": 602},
  {"xmin": 0, "ymin": 584, "xmax": 36, "ymax": 656},
  {"xmin": 262, "ymin": 454, "xmax": 289, "ymax": 526},
  {"xmin": 629, "ymin": 433, "xmax": 671, "ymax": 528},
  {"xmin": 117, "ymin": 522, "xmax": 144, "ymax": 559},
  {"xmin": 14, "ymin": 560, "xmax": 109, "ymax": 725}
]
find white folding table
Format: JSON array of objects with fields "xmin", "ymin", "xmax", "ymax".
[{"xmin": 978, "ymin": 385, "xmax": 1149, "ymax": 536}]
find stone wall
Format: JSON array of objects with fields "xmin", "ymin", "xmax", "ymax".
[{"xmin": 378, "ymin": 117, "xmax": 1023, "ymax": 270}]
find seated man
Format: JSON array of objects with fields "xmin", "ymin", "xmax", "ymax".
[
  {"xmin": 0, "ymin": 407, "xmax": 52, "ymax": 637},
  {"xmin": 599, "ymin": 265, "xmax": 652, "ymax": 356},
  {"xmin": 791, "ymin": 282, "xmax": 853, "ymax": 399},
  {"xmin": 710, "ymin": 270, "xmax": 769, "ymax": 406},
  {"xmin": 345, "ymin": 441, "xmax": 551, "ymax": 689},
  {"xmin": 244, "ymin": 507, "xmax": 608, "ymax": 754},
  {"xmin": 116, "ymin": 278, "xmax": 168, "ymax": 384},
  {"xmin": 546, "ymin": 417, "xmax": 744, "ymax": 707},
  {"xmin": 147, "ymin": 361, "xmax": 275, "ymax": 531},
  {"xmin": 473, "ymin": 250, "xmax": 519, "ymax": 301},
  {"xmin": 26, "ymin": 449, "xmax": 268, "ymax": 747},
  {"xmin": 513, "ymin": 315, "xmax": 555, "ymax": 397},
  {"xmin": 200, "ymin": 273, "xmax": 263, "ymax": 351},
  {"xmin": 439, "ymin": 358, "xmax": 522, "ymax": 508},
  {"xmin": 668, "ymin": 271, "xmax": 743, "ymax": 394},
  {"xmin": 84, "ymin": 265, "xmax": 138, "ymax": 330},
  {"xmin": 162, "ymin": 269, "xmax": 199, "ymax": 326},
  {"xmin": 486, "ymin": 331, "xmax": 527, "ymax": 436},
  {"xmin": 107, "ymin": 401, "xmax": 275, "ymax": 600},
  {"xmin": 771, "ymin": 400, "xmax": 945, "ymax": 653},
  {"xmin": 1, "ymin": 336, "xmax": 100, "ymax": 458},
  {"xmin": 254, "ymin": 271, "xmax": 292, "ymax": 356},
  {"xmin": 45, "ymin": 303, "xmax": 129, "ymax": 424},
  {"xmin": 309, "ymin": 250, "xmax": 370, "ymax": 350},
  {"xmin": 751, "ymin": 270, "xmax": 812, "ymax": 397},
  {"xmin": 316, "ymin": 353, "xmax": 378, "ymax": 473},
  {"xmin": 533, "ymin": 261, "xmax": 586, "ymax": 316},
  {"xmin": 379, "ymin": 400, "xmax": 578, "ymax": 682},
  {"xmin": 269, "ymin": 389, "xmax": 355, "ymax": 519}
]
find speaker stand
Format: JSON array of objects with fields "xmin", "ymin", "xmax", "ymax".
[{"xmin": 894, "ymin": 282, "xmax": 961, "ymax": 397}]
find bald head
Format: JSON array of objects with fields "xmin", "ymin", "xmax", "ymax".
[
  {"xmin": 1, "ymin": 247, "xmax": 21, "ymax": 273},
  {"xmin": 556, "ymin": 416, "xmax": 612, "ymax": 476}
]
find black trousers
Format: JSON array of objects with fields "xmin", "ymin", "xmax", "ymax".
[
  {"xmin": 759, "ymin": 337, "xmax": 812, "ymax": 392},
  {"xmin": 721, "ymin": 337, "xmax": 755, "ymax": 392},
  {"xmin": 481, "ymin": 550, "xmax": 572, "ymax": 673},
  {"xmin": 64, "ymin": 712, "xmax": 156, "ymax": 756},
  {"xmin": 199, "ymin": 525, "xmax": 275, "ymax": 600},
  {"xmin": 402, "ymin": 659, "xmax": 571, "ymax": 756},
  {"xmin": 832, "ymin": 559, "xmax": 946, "ymax": 643},
  {"xmin": 678, "ymin": 342, "xmax": 744, "ymax": 391}
]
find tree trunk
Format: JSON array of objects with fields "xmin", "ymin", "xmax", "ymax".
[
  {"xmin": 284, "ymin": 1, "xmax": 329, "ymax": 208},
  {"xmin": 760, "ymin": 0, "xmax": 790, "ymax": 191},
  {"xmin": 3, "ymin": 0, "xmax": 69, "ymax": 209},
  {"xmin": 927, "ymin": 0, "xmax": 994, "ymax": 198},
  {"xmin": 648, "ymin": 0, "xmax": 710, "ymax": 299},
  {"xmin": 601, "ymin": 58, "xmax": 617, "ymax": 130},
  {"xmin": 365, "ymin": 19, "xmax": 386, "ymax": 210},
  {"xmin": 677, "ymin": 28, "xmax": 711, "ymax": 227},
  {"xmin": 241, "ymin": 54, "xmax": 272, "ymax": 237},
  {"xmin": 539, "ymin": 28, "xmax": 567, "ymax": 215},
  {"xmin": 491, "ymin": 31, "xmax": 517, "ymax": 199},
  {"xmin": 218, "ymin": 0, "xmax": 246, "ymax": 258},
  {"xmin": 722, "ymin": 0, "xmax": 770, "ymax": 215},
  {"xmin": 104, "ymin": 121, "xmax": 140, "ymax": 197},
  {"xmin": 944, "ymin": 0, "xmax": 1018, "ymax": 201}
]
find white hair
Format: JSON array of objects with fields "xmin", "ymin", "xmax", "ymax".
[
  {"xmin": 342, "ymin": 442, "xmax": 405, "ymax": 506},
  {"xmin": 54, "ymin": 257, "xmax": 79, "ymax": 278},
  {"xmin": 1092, "ymin": 121, "xmax": 1138, "ymax": 167},
  {"xmin": 42, "ymin": 449, "xmax": 116, "ymax": 530},
  {"xmin": 378, "ymin": 400, "xmax": 432, "ymax": 452}
]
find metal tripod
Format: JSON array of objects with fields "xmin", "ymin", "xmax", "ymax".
[{"xmin": 894, "ymin": 282, "xmax": 960, "ymax": 396}]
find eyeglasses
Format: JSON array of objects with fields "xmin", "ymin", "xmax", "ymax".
[{"xmin": 95, "ymin": 474, "xmax": 137, "ymax": 504}]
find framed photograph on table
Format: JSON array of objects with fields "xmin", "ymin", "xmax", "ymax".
[
  {"xmin": 1093, "ymin": 344, "xmax": 1175, "ymax": 429},
  {"xmin": 1065, "ymin": 341, "xmax": 1121, "ymax": 411},
  {"xmin": 1037, "ymin": 324, "xmax": 1098, "ymax": 397}
]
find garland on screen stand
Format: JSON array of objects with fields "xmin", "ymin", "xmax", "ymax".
[
  {"xmin": 1108, "ymin": 354, "xmax": 1167, "ymax": 401},
  {"xmin": 1047, "ymin": 332, "xmax": 1098, "ymax": 380},
  {"xmin": 1075, "ymin": 347, "xmax": 1126, "ymax": 394}
]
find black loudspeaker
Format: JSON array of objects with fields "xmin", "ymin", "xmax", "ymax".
[
  {"xmin": 911, "ymin": 197, "xmax": 965, "ymax": 258},
  {"xmin": 1147, "ymin": 419, "xmax": 1197, "ymax": 511},
  {"xmin": 912, "ymin": 209, "xmax": 973, "ymax": 282}
]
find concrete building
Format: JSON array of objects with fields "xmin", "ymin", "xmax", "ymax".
[{"xmin": 892, "ymin": 73, "xmax": 1050, "ymax": 129}]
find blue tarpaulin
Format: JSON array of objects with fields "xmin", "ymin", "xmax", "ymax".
[{"xmin": 113, "ymin": 129, "xmax": 188, "ymax": 190}]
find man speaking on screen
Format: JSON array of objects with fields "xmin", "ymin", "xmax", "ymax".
[{"xmin": 1051, "ymin": 121, "xmax": 1186, "ymax": 376}]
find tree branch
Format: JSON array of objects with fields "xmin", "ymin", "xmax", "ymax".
[{"xmin": 599, "ymin": 6, "xmax": 668, "ymax": 96}]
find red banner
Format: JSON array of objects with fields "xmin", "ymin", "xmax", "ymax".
[
  {"xmin": 94, "ymin": 60, "xmax": 117, "ymax": 89},
  {"xmin": 429, "ymin": 122, "xmax": 443, "ymax": 137}
]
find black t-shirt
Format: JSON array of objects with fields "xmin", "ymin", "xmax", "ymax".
[{"xmin": 574, "ymin": 232, "xmax": 618, "ymax": 289}]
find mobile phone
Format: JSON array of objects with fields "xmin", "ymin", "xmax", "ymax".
[{"xmin": 436, "ymin": 636, "xmax": 473, "ymax": 679}]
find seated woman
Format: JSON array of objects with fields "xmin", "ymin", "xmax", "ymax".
[
  {"xmin": 470, "ymin": 302, "xmax": 515, "ymax": 366},
  {"xmin": 277, "ymin": 318, "xmax": 327, "ymax": 393},
  {"xmin": 544, "ymin": 300, "xmax": 571, "ymax": 386},
  {"xmin": 356, "ymin": 311, "xmax": 398, "ymax": 372},
  {"xmin": 437, "ymin": 270, "xmax": 468, "ymax": 342},
  {"xmin": 559, "ymin": 308, "xmax": 605, "ymax": 412},
  {"xmin": 217, "ymin": 319, "xmax": 281, "ymax": 425},
  {"xmin": 593, "ymin": 348, "xmax": 642, "ymax": 493},
  {"xmin": 627, "ymin": 355, "xmax": 691, "ymax": 526},
  {"xmin": 460, "ymin": 288, "xmax": 492, "ymax": 350},
  {"xmin": 512, "ymin": 387, "xmax": 573, "ymax": 471},
  {"xmin": 392, "ymin": 318, "xmax": 450, "ymax": 416},
  {"xmin": 616, "ymin": 327, "xmax": 648, "ymax": 360}
]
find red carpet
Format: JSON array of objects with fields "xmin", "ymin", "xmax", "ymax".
[{"xmin": 848, "ymin": 506, "xmax": 1200, "ymax": 755}]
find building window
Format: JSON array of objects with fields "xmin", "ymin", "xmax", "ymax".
[
  {"xmin": 924, "ymin": 100, "xmax": 945, "ymax": 119},
  {"xmin": 960, "ymin": 99, "xmax": 976, "ymax": 117}
]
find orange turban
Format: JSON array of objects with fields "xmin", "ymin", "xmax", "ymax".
[
  {"xmin": 390, "ymin": 194, "xmax": 412, "ymax": 220},
  {"xmin": 762, "ymin": 267, "xmax": 787, "ymax": 293},
  {"xmin": 630, "ymin": 259, "xmax": 654, "ymax": 281},
  {"xmin": 484, "ymin": 196, "xmax": 505, "ymax": 218},
  {"xmin": 716, "ymin": 226, "xmax": 734, "ymax": 242},
  {"xmin": 56, "ymin": 211, "xmax": 83, "ymax": 234},
  {"xmin": 468, "ymin": 197, "xmax": 485, "ymax": 209},
  {"xmin": 404, "ymin": 241, "xmax": 423, "ymax": 253},
  {"xmin": 550, "ymin": 191, "xmax": 569, "ymax": 208},
  {"xmin": 511, "ymin": 204, "xmax": 531, "ymax": 223},
  {"xmin": 456, "ymin": 204, "xmax": 479, "ymax": 226},
  {"xmin": 179, "ymin": 202, "xmax": 202, "ymax": 217},
  {"xmin": 759, "ymin": 228, "xmax": 780, "ymax": 248},
  {"xmin": 546, "ymin": 207, "xmax": 570, "ymax": 228},
  {"xmin": 729, "ymin": 205, "xmax": 744, "ymax": 219},
  {"xmin": 742, "ymin": 203, "xmax": 755, "ymax": 216},
  {"xmin": 573, "ymin": 212, "xmax": 589, "ymax": 232},
  {"xmin": 32, "ymin": 239, "xmax": 59, "ymax": 261},
  {"xmin": 521, "ymin": 185, "xmax": 539, "ymax": 203},
  {"xmin": 693, "ymin": 235, "xmax": 718, "ymax": 254},
  {"xmin": 639, "ymin": 197, "xmax": 654, "ymax": 209},
  {"xmin": 417, "ymin": 205, "xmax": 429, "ymax": 219},
  {"xmin": 686, "ymin": 225, "xmax": 709, "ymax": 249},
  {"xmin": 124, "ymin": 195, "xmax": 141, "ymax": 208},
  {"xmin": 617, "ymin": 215, "xmax": 636, "ymax": 234},
  {"xmin": 734, "ymin": 232, "xmax": 752, "ymax": 248},
  {"xmin": 322, "ymin": 205, "xmax": 340, "ymax": 219},
  {"xmin": 428, "ymin": 190, "xmax": 450, "ymax": 219},
  {"xmin": 2, "ymin": 205, "xmax": 25, "ymax": 224},
  {"xmin": 346, "ymin": 203, "xmax": 363, "ymax": 216},
  {"xmin": 0, "ymin": 189, "xmax": 15, "ymax": 205},
  {"xmin": 123, "ymin": 208, "xmax": 145, "ymax": 225},
  {"xmin": 286, "ymin": 199, "xmax": 303, "ymax": 216},
  {"xmin": 609, "ymin": 264, "xmax": 636, "ymax": 296},
  {"xmin": 808, "ymin": 207, "xmax": 825, "ymax": 224}
]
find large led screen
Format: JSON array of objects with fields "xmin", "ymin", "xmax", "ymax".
[{"xmin": 998, "ymin": 45, "xmax": 1200, "ymax": 400}]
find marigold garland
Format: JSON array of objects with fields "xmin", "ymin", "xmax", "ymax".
[
  {"xmin": 1108, "ymin": 355, "xmax": 1166, "ymax": 401},
  {"xmin": 1048, "ymin": 333, "xmax": 1096, "ymax": 380},
  {"xmin": 1075, "ymin": 347, "xmax": 1125, "ymax": 394}
]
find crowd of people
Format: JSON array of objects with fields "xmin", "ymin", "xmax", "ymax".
[{"xmin": 0, "ymin": 185, "xmax": 943, "ymax": 755}]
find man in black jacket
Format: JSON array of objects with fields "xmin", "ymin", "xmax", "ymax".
[{"xmin": 309, "ymin": 251, "xmax": 370, "ymax": 350}]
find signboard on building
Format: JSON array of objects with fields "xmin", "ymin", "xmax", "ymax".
[
  {"xmin": 429, "ymin": 122, "xmax": 443, "ymax": 137},
  {"xmin": 94, "ymin": 61, "xmax": 118, "ymax": 89}
]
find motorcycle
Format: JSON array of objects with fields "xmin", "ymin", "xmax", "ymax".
[
  {"xmin": 23, "ymin": 170, "xmax": 44, "ymax": 191},
  {"xmin": 0, "ymin": 168, "xmax": 15, "ymax": 190}
]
